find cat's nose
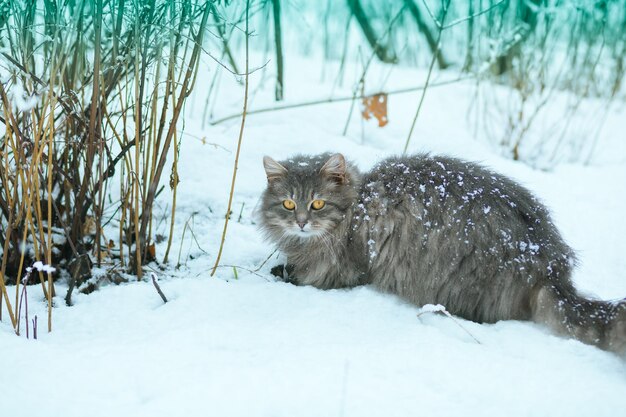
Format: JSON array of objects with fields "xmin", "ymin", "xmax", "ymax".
[{"xmin": 297, "ymin": 221, "xmax": 308, "ymax": 230}]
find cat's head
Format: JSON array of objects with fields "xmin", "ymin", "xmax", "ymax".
[{"xmin": 259, "ymin": 153, "xmax": 360, "ymax": 243}]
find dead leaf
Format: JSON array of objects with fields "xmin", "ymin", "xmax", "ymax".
[
  {"xmin": 169, "ymin": 170, "xmax": 179, "ymax": 189},
  {"xmin": 147, "ymin": 242, "xmax": 156, "ymax": 261},
  {"xmin": 361, "ymin": 93, "xmax": 389, "ymax": 127},
  {"xmin": 83, "ymin": 216, "xmax": 96, "ymax": 235}
]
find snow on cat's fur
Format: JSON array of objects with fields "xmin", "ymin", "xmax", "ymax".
[{"xmin": 260, "ymin": 153, "xmax": 626, "ymax": 354}]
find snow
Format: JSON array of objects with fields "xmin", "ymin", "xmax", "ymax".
[
  {"xmin": 2, "ymin": 53, "xmax": 626, "ymax": 416},
  {"xmin": 28, "ymin": 261, "xmax": 56, "ymax": 274},
  {"xmin": 418, "ymin": 303, "xmax": 447, "ymax": 314},
  {"xmin": 9, "ymin": 79, "xmax": 40, "ymax": 112}
]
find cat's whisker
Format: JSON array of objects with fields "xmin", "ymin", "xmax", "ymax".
[
  {"xmin": 317, "ymin": 232, "xmax": 336, "ymax": 261},
  {"xmin": 325, "ymin": 229, "xmax": 347, "ymax": 249},
  {"xmin": 321, "ymin": 231, "xmax": 343, "ymax": 263}
]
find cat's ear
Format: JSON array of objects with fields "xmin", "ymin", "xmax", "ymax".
[
  {"xmin": 263, "ymin": 156, "xmax": 288, "ymax": 182},
  {"xmin": 320, "ymin": 153, "xmax": 347, "ymax": 184}
]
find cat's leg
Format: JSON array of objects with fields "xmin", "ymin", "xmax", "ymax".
[
  {"xmin": 530, "ymin": 281, "xmax": 626, "ymax": 355},
  {"xmin": 270, "ymin": 264, "xmax": 298, "ymax": 284}
]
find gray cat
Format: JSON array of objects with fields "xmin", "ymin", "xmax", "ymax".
[{"xmin": 259, "ymin": 153, "xmax": 626, "ymax": 354}]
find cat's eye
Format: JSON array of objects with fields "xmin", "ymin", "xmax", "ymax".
[
  {"xmin": 282, "ymin": 200, "xmax": 296, "ymax": 210},
  {"xmin": 311, "ymin": 199, "xmax": 326, "ymax": 210}
]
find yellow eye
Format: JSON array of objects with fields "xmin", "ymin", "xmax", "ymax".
[
  {"xmin": 282, "ymin": 200, "xmax": 296, "ymax": 210},
  {"xmin": 311, "ymin": 199, "xmax": 325, "ymax": 210}
]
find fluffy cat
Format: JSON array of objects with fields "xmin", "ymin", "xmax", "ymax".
[{"xmin": 259, "ymin": 153, "xmax": 626, "ymax": 354}]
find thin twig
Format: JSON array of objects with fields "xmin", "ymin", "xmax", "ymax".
[
  {"xmin": 254, "ymin": 249, "xmax": 278, "ymax": 272},
  {"xmin": 176, "ymin": 213, "xmax": 208, "ymax": 268},
  {"xmin": 210, "ymin": 76, "xmax": 468, "ymax": 126},
  {"xmin": 441, "ymin": 0, "xmax": 506, "ymax": 30},
  {"xmin": 403, "ymin": 0, "xmax": 451, "ymax": 154},
  {"xmin": 217, "ymin": 265, "xmax": 269, "ymax": 281},
  {"xmin": 150, "ymin": 272, "xmax": 168, "ymax": 303},
  {"xmin": 210, "ymin": 0, "xmax": 250, "ymax": 277},
  {"xmin": 417, "ymin": 305, "xmax": 481, "ymax": 344},
  {"xmin": 439, "ymin": 308, "xmax": 481, "ymax": 344},
  {"xmin": 237, "ymin": 202, "xmax": 245, "ymax": 222},
  {"xmin": 418, "ymin": 0, "xmax": 506, "ymax": 31}
]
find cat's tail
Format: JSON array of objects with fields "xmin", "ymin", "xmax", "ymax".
[{"xmin": 530, "ymin": 283, "xmax": 626, "ymax": 355}]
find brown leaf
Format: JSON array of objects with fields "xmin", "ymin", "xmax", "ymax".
[
  {"xmin": 147, "ymin": 242, "xmax": 156, "ymax": 261},
  {"xmin": 169, "ymin": 170, "xmax": 179, "ymax": 189},
  {"xmin": 82, "ymin": 216, "xmax": 96, "ymax": 235},
  {"xmin": 361, "ymin": 93, "xmax": 389, "ymax": 127}
]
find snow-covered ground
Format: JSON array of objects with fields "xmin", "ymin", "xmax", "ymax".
[{"xmin": 2, "ymin": 54, "xmax": 626, "ymax": 417}]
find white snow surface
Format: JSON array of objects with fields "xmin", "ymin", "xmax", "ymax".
[{"xmin": 2, "ymin": 54, "xmax": 626, "ymax": 416}]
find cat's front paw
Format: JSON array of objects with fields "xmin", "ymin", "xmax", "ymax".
[
  {"xmin": 270, "ymin": 264, "xmax": 297, "ymax": 284},
  {"xmin": 270, "ymin": 264, "xmax": 286, "ymax": 278}
]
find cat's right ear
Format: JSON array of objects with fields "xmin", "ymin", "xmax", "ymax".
[
  {"xmin": 263, "ymin": 156, "xmax": 288, "ymax": 182},
  {"xmin": 320, "ymin": 153, "xmax": 347, "ymax": 184}
]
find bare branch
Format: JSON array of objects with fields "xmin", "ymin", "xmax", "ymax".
[
  {"xmin": 442, "ymin": 0, "xmax": 506, "ymax": 30},
  {"xmin": 209, "ymin": 76, "xmax": 468, "ymax": 126},
  {"xmin": 151, "ymin": 273, "xmax": 168, "ymax": 303}
]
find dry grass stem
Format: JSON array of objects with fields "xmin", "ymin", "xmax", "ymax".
[{"xmin": 210, "ymin": 0, "xmax": 251, "ymax": 277}]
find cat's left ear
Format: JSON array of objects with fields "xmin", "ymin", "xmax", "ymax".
[
  {"xmin": 320, "ymin": 153, "xmax": 347, "ymax": 185},
  {"xmin": 263, "ymin": 156, "xmax": 288, "ymax": 182}
]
